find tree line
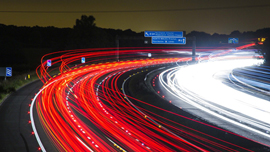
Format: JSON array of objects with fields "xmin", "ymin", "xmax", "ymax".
[{"xmin": 1, "ymin": 15, "xmax": 270, "ymax": 72}]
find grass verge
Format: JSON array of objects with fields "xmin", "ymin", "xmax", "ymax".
[
  {"xmin": 0, "ymin": 71, "xmax": 40, "ymax": 105},
  {"xmin": 0, "ymin": 67, "xmax": 61, "ymax": 105}
]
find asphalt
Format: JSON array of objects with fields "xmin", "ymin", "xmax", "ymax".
[
  {"xmin": 1, "ymin": 63, "xmax": 269, "ymax": 151},
  {"xmin": 0, "ymin": 80, "xmax": 43, "ymax": 152},
  {"xmin": 154, "ymin": 67, "xmax": 270, "ymax": 147},
  {"xmin": 125, "ymin": 64, "xmax": 270, "ymax": 151}
]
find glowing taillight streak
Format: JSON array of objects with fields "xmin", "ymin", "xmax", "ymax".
[
  {"xmin": 33, "ymin": 46, "xmax": 268, "ymax": 151},
  {"xmin": 30, "ymin": 79, "xmax": 59, "ymax": 152},
  {"xmin": 122, "ymin": 70, "xmax": 208, "ymax": 152}
]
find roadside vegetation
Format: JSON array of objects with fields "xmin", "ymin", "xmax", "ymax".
[
  {"xmin": 0, "ymin": 71, "xmax": 39, "ymax": 104},
  {"xmin": 0, "ymin": 67, "xmax": 62, "ymax": 104},
  {"xmin": 257, "ymin": 38, "xmax": 270, "ymax": 65}
]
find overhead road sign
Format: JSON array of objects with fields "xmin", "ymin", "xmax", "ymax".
[
  {"xmin": 228, "ymin": 38, "xmax": 239, "ymax": 44},
  {"xmin": 151, "ymin": 37, "xmax": 186, "ymax": 44},
  {"xmin": 144, "ymin": 31, "xmax": 184, "ymax": 37},
  {"xmin": 47, "ymin": 59, "xmax": 52, "ymax": 67},
  {"xmin": 6, "ymin": 67, "xmax": 12, "ymax": 77}
]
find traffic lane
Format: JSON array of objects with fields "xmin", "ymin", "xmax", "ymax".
[
  {"xmin": 154, "ymin": 67, "xmax": 270, "ymax": 148},
  {"xmin": 0, "ymin": 80, "xmax": 42, "ymax": 152},
  {"xmin": 120, "ymin": 65, "xmax": 213, "ymax": 151},
  {"xmin": 96, "ymin": 63, "xmax": 201, "ymax": 151}
]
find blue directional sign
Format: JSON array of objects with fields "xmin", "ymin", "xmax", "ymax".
[
  {"xmin": 152, "ymin": 37, "xmax": 186, "ymax": 44},
  {"xmin": 47, "ymin": 59, "xmax": 52, "ymax": 67},
  {"xmin": 228, "ymin": 38, "xmax": 239, "ymax": 44},
  {"xmin": 6, "ymin": 67, "xmax": 12, "ymax": 77},
  {"xmin": 145, "ymin": 31, "xmax": 183, "ymax": 37},
  {"xmin": 81, "ymin": 57, "xmax": 85, "ymax": 63}
]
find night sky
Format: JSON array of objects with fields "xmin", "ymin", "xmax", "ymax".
[{"xmin": 1, "ymin": 0, "xmax": 270, "ymax": 34}]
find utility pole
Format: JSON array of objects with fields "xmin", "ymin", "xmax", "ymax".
[
  {"xmin": 116, "ymin": 35, "xmax": 119, "ymax": 62},
  {"xmin": 192, "ymin": 36, "xmax": 196, "ymax": 62}
]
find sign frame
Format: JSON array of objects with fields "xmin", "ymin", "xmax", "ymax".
[
  {"xmin": 228, "ymin": 38, "xmax": 239, "ymax": 44},
  {"xmin": 6, "ymin": 67, "xmax": 12, "ymax": 77},
  {"xmin": 81, "ymin": 57, "xmax": 85, "ymax": 63},
  {"xmin": 144, "ymin": 31, "xmax": 184, "ymax": 37},
  {"xmin": 47, "ymin": 59, "xmax": 52, "ymax": 67},
  {"xmin": 151, "ymin": 37, "xmax": 186, "ymax": 44}
]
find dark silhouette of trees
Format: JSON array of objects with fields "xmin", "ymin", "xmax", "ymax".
[
  {"xmin": 74, "ymin": 15, "xmax": 96, "ymax": 29},
  {"xmin": 186, "ymin": 31, "xmax": 211, "ymax": 46},
  {"xmin": 2, "ymin": 15, "xmax": 270, "ymax": 72},
  {"xmin": 257, "ymin": 38, "xmax": 270, "ymax": 64},
  {"xmin": 254, "ymin": 29, "xmax": 270, "ymax": 64},
  {"xmin": 69, "ymin": 15, "xmax": 114, "ymax": 48},
  {"xmin": 230, "ymin": 30, "xmax": 242, "ymax": 37}
]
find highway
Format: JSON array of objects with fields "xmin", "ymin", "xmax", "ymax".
[
  {"xmin": 156, "ymin": 49, "xmax": 270, "ymax": 147},
  {"xmin": 1, "ymin": 46, "xmax": 270, "ymax": 151},
  {"xmin": 33, "ymin": 55, "xmax": 205, "ymax": 151},
  {"xmin": 0, "ymin": 80, "xmax": 42, "ymax": 151}
]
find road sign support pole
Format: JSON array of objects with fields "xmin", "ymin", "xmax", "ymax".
[
  {"xmin": 4, "ymin": 76, "xmax": 6, "ymax": 81},
  {"xmin": 116, "ymin": 35, "xmax": 119, "ymax": 62},
  {"xmin": 192, "ymin": 36, "xmax": 196, "ymax": 62}
]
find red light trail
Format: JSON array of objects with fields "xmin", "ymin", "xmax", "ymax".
[{"xmin": 30, "ymin": 46, "xmax": 264, "ymax": 151}]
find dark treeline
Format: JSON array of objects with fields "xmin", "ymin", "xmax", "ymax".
[
  {"xmin": 0, "ymin": 15, "xmax": 142, "ymax": 73},
  {"xmin": 1, "ymin": 15, "xmax": 270, "ymax": 72}
]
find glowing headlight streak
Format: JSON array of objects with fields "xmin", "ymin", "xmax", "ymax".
[
  {"xmin": 160, "ymin": 55, "xmax": 270, "ymax": 141},
  {"xmin": 230, "ymin": 66, "xmax": 270, "ymax": 95},
  {"xmin": 121, "ymin": 70, "xmax": 210, "ymax": 152}
]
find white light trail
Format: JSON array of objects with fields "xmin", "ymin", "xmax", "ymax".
[{"xmin": 159, "ymin": 56, "xmax": 270, "ymax": 139}]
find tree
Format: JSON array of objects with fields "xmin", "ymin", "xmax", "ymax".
[
  {"xmin": 230, "ymin": 30, "xmax": 241, "ymax": 37},
  {"xmin": 74, "ymin": 15, "xmax": 96, "ymax": 29},
  {"xmin": 257, "ymin": 38, "xmax": 270, "ymax": 64},
  {"xmin": 69, "ymin": 15, "xmax": 115, "ymax": 48}
]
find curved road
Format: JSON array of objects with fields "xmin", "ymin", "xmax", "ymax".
[
  {"xmin": 1, "ymin": 45, "xmax": 270, "ymax": 151},
  {"xmin": 0, "ymin": 80, "xmax": 42, "ymax": 152}
]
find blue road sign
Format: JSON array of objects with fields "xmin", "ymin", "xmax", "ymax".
[
  {"xmin": 145, "ymin": 31, "xmax": 183, "ymax": 37},
  {"xmin": 81, "ymin": 57, "xmax": 85, "ymax": 63},
  {"xmin": 228, "ymin": 38, "xmax": 239, "ymax": 44},
  {"xmin": 6, "ymin": 67, "xmax": 12, "ymax": 77},
  {"xmin": 47, "ymin": 59, "xmax": 52, "ymax": 67},
  {"xmin": 152, "ymin": 37, "xmax": 186, "ymax": 44}
]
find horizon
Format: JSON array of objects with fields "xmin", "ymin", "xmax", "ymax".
[
  {"xmin": 1, "ymin": 0, "xmax": 270, "ymax": 35},
  {"xmin": 1, "ymin": 21, "xmax": 269, "ymax": 36}
]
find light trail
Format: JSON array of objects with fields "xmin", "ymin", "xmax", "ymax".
[
  {"xmin": 30, "ymin": 46, "xmax": 269, "ymax": 151},
  {"xmin": 33, "ymin": 47, "xmax": 207, "ymax": 151},
  {"xmin": 159, "ymin": 49, "xmax": 270, "ymax": 145}
]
